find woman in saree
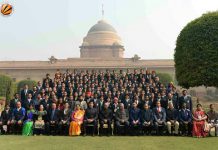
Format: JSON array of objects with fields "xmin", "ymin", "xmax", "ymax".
[
  {"xmin": 192, "ymin": 104, "xmax": 208, "ymax": 138},
  {"xmin": 69, "ymin": 104, "xmax": 85, "ymax": 136},
  {"xmin": 33, "ymin": 104, "xmax": 47, "ymax": 135},
  {"xmin": 22, "ymin": 104, "xmax": 35, "ymax": 136}
]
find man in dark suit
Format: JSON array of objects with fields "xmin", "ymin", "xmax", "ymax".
[
  {"xmin": 9, "ymin": 93, "xmax": 20, "ymax": 110},
  {"xmin": 129, "ymin": 102, "xmax": 141, "ymax": 135},
  {"xmin": 0, "ymin": 104, "xmax": 12, "ymax": 134},
  {"xmin": 115, "ymin": 103, "xmax": 129, "ymax": 135},
  {"xmin": 99, "ymin": 102, "xmax": 113, "ymax": 136},
  {"xmin": 20, "ymin": 84, "xmax": 33, "ymax": 106},
  {"xmin": 178, "ymin": 103, "xmax": 192, "ymax": 136},
  {"xmin": 58, "ymin": 102, "xmax": 71, "ymax": 135},
  {"xmin": 83, "ymin": 101, "xmax": 98, "ymax": 136},
  {"xmin": 178, "ymin": 90, "xmax": 193, "ymax": 111},
  {"xmin": 153, "ymin": 101, "xmax": 166, "ymax": 135},
  {"xmin": 166, "ymin": 102, "xmax": 179, "ymax": 135},
  {"xmin": 46, "ymin": 103, "xmax": 60, "ymax": 135},
  {"xmin": 40, "ymin": 94, "xmax": 52, "ymax": 111},
  {"xmin": 11, "ymin": 101, "xmax": 26, "ymax": 134},
  {"xmin": 141, "ymin": 103, "xmax": 153, "ymax": 135},
  {"xmin": 23, "ymin": 93, "xmax": 35, "ymax": 110}
]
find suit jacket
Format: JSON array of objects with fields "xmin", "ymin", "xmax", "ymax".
[
  {"xmin": 179, "ymin": 95, "xmax": 192, "ymax": 110},
  {"xmin": 40, "ymin": 99, "xmax": 52, "ymax": 111},
  {"xmin": 47, "ymin": 109, "xmax": 60, "ymax": 123},
  {"xmin": 129, "ymin": 108, "xmax": 141, "ymax": 122},
  {"xmin": 23, "ymin": 99, "xmax": 35, "ymax": 110},
  {"xmin": 115, "ymin": 109, "xmax": 129, "ymax": 122},
  {"xmin": 99, "ymin": 108, "xmax": 113, "ymax": 121},
  {"xmin": 12, "ymin": 107, "xmax": 26, "ymax": 121},
  {"xmin": 20, "ymin": 89, "xmax": 33, "ymax": 103},
  {"xmin": 10, "ymin": 99, "xmax": 19, "ymax": 110},
  {"xmin": 141, "ymin": 109, "xmax": 153, "ymax": 123},
  {"xmin": 84, "ymin": 107, "xmax": 98, "ymax": 121},
  {"xmin": 152, "ymin": 107, "xmax": 166, "ymax": 122},
  {"xmin": 178, "ymin": 109, "xmax": 192, "ymax": 123},
  {"xmin": 60, "ymin": 109, "xmax": 71, "ymax": 122},
  {"xmin": 1, "ymin": 109, "xmax": 12, "ymax": 124}
]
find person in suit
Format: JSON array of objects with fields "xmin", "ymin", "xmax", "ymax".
[
  {"xmin": 178, "ymin": 90, "xmax": 192, "ymax": 111},
  {"xmin": 99, "ymin": 102, "xmax": 113, "ymax": 136},
  {"xmin": 121, "ymin": 94, "xmax": 132, "ymax": 110},
  {"xmin": 153, "ymin": 101, "xmax": 166, "ymax": 135},
  {"xmin": 46, "ymin": 103, "xmax": 60, "ymax": 135},
  {"xmin": 178, "ymin": 103, "xmax": 192, "ymax": 136},
  {"xmin": 11, "ymin": 101, "xmax": 26, "ymax": 134},
  {"xmin": 9, "ymin": 93, "xmax": 20, "ymax": 110},
  {"xmin": 167, "ymin": 93, "xmax": 178, "ymax": 110},
  {"xmin": 166, "ymin": 102, "xmax": 179, "ymax": 135},
  {"xmin": 20, "ymin": 84, "xmax": 33, "ymax": 105},
  {"xmin": 40, "ymin": 94, "xmax": 52, "ymax": 111},
  {"xmin": 83, "ymin": 101, "xmax": 98, "ymax": 136},
  {"xmin": 129, "ymin": 102, "xmax": 141, "ymax": 135},
  {"xmin": 207, "ymin": 104, "xmax": 218, "ymax": 136},
  {"xmin": 141, "ymin": 103, "xmax": 153, "ymax": 135},
  {"xmin": 23, "ymin": 93, "xmax": 35, "ymax": 110},
  {"xmin": 115, "ymin": 103, "xmax": 129, "ymax": 135},
  {"xmin": 58, "ymin": 102, "xmax": 71, "ymax": 135},
  {"xmin": 96, "ymin": 95, "xmax": 105, "ymax": 113},
  {"xmin": 0, "ymin": 104, "xmax": 12, "ymax": 134}
]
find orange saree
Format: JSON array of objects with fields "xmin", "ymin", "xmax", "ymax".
[{"xmin": 69, "ymin": 110, "xmax": 85, "ymax": 136}]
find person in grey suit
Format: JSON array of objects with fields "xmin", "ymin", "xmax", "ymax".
[
  {"xmin": 115, "ymin": 103, "xmax": 129, "ymax": 135},
  {"xmin": 153, "ymin": 101, "xmax": 166, "ymax": 135}
]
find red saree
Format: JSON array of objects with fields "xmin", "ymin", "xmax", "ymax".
[{"xmin": 192, "ymin": 110, "xmax": 208, "ymax": 137}]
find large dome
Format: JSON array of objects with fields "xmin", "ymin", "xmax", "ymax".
[
  {"xmin": 88, "ymin": 20, "xmax": 117, "ymax": 33},
  {"xmin": 80, "ymin": 19, "xmax": 124, "ymax": 58},
  {"xmin": 81, "ymin": 19, "xmax": 123, "ymax": 46}
]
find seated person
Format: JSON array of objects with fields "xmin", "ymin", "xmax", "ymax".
[
  {"xmin": 153, "ymin": 101, "xmax": 166, "ymax": 135},
  {"xmin": 166, "ymin": 102, "xmax": 179, "ymax": 135},
  {"xmin": 140, "ymin": 103, "xmax": 153, "ymax": 135},
  {"xmin": 115, "ymin": 103, "xmax": 129, "ymax": 134},
  {"xmin": 46, "ymin": 103, "xmax": 60, "ymax": 135},
  {"xmin": 207, "ymin": 104, "xmax": 218, "ymax": 136},
  {"xmin": 83, "ymin": 101, "xmax": 98, "ymax": 136},
  {"xmin": 34, "ymin": 104, "xmax": 47, "ymax": 135},
  {"xmin": 22, "ymin": 104, "xmax": 35, "ymax": 136},
  {"xmin": 69, "ymin": 104, "xmax": 85, "ymax": 136},
  {"xmin": 0, "ymin": 104, "xmax": 12, "ymax": 134},
  {"xmin": 99, "ymin": 103, "xmax": 113, "ymax": 136},
  {"xmin": 11, "ymin": 101, "xmax": 26, "ymax": 134},
  {"xmin": 129, "ymin": 102, "xmax": 141, "ymax": 135},
  {"xmin": 178, "ymin": 103, "xmax": 192, "ymax": 136},
  {"xmin": 59, "ymin": 102, "xmax": 71, "ymax": 135}
]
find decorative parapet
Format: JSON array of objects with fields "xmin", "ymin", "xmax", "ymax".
[{"xmin": 131, "ymin": 54, "xmax": 141, "ymax": 62}]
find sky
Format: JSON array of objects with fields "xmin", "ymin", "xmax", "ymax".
[{"xmin": 0, "ymin": 0, "xmax": 217, "ymax": 61}]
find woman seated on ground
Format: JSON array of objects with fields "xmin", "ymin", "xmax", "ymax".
[
  {"xmin": 22, "ymin": 104, "xmax": 35, "ymax": 136},
  {"xmin": 34, "ymin": 104, "xmax": 47, "ymax": 135},
  {"xmin": 69, "ymin": 104, "xmax": 85, "ymax": 136},
  {"xmin": 192, "ymin": 104, "xmax": 208, "ymax": 138}
]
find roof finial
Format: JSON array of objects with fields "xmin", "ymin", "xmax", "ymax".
[{"xmin": 102, "ymin": 3, "xmax": 104, "ymax": 19}]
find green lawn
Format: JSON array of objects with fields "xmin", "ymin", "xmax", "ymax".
[{"xmin": 0, "ymin": 136, "xmax": 217, "ymax": 150}]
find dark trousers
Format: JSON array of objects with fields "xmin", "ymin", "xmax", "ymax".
[
  {"xmin": 180, "ymin": 122, "xmax": 192, "ymax": 135},
  {"xmin": 154, "ymin": 121, "xmax": 166, "ymax": 135},
  {"xmin": 115, "ymin": 121, "xmax": 129, "ymax": 135},
  {"xmin": 99, "ymin": 119, "xmax": 112, "ymax": 135},
  {"xmin": 58, "ymin": 122, "xmax": 70, "ymax": 135},
  {"xmin": 83, "ymin": 120, "xmax": 97, "ymax": 135},
  {"xmin": 142, "ymin": 122, "xmax": 153, "ymax": 135},
  {"xmin": 11, "ymin": 121, "xmax": 23, "ymax": 135},
  {"xmin": 45, "ymin": 122, "xmax": 58, "ymax": 135}
]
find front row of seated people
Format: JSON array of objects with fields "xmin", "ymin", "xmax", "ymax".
[{"xmin": 0, "ymin": 100, "xmax": 218, "ymax": 138}]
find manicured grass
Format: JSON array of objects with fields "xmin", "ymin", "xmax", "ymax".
[{"xmin": 0, "ymin": 136, "xmax": 217, "ymax": 150}]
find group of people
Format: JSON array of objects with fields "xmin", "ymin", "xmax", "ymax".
[{"xmin": 0, "ymin": 69, "xmax": 217, "ymax": 138}]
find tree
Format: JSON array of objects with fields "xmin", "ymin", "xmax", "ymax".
[
  {"xmin": 17, "ymin": 80, "xmax": 37, "ymax": 92},
  {"xmin": 0, "ymin": 74, "xmax": 14, "ymax": 102},
  {"xmin": 157, "ymin": 73, "xmax": 173, "ymax": 86},
  {"xmin": 174, "ymin": 11, "xmax": 218, "ymax": 88}
]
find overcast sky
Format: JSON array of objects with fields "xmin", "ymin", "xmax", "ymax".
[{"xmin": 0, "ymin": 0, "xmax": 217, "ymax": 61}]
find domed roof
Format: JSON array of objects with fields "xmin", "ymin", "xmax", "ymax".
[{"xmin": 88, "ymin": 20, "xmax": 117, "ymax": 34}]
